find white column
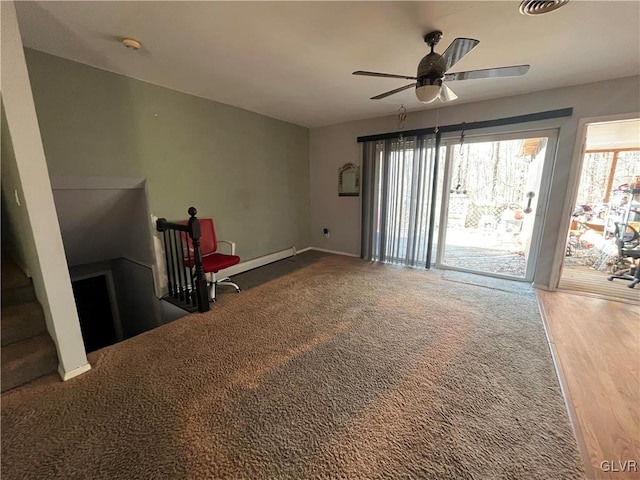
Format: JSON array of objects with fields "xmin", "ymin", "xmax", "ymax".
[{"xmin": 1, "ymin": 1, "xmax": 90, "ymax": 379}]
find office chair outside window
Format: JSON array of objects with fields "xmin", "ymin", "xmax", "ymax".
[
  {"xmin": 182, "ymin": 218, "xmax": 241, "ymax": 302},
  {"xmin": 607, "ymin": 222, "xmax": 640, "ymax": 288}
]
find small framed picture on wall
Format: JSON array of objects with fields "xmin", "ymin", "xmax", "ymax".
[{"xmin": 338, "ymin": 163, "xmax": 360, "ymax": 196}]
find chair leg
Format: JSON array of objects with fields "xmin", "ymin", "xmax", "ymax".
[
  {"xmin": 628, "ymin": 265, "xmax": 640, "ymax": 288},
  {"xmin": 203, "ymin": 272, "xmax": 240, "ymax": 303},
  {"xmin": 607, "ymin": 264, "xmax": 640, "ymax": 288},
  {"xmin": 217, "ymin": 276, "xmax": 241, "ymax": 293},
  {"xmin": 206, "ymin": 272, "xmax": 217, "ymax": 302}
]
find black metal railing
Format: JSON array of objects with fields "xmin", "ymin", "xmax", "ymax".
[{"xmin": 156, "ymin": 207, "xmax": 210, "ymax": 313}]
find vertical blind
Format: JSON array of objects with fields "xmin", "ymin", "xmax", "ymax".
[{"xmin": 361, "ymin": 134, "xmax": 438, "ymax": 267}]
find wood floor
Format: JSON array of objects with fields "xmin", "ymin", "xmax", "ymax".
[
  {"xmin": 537, "ymin": 290, "xmax": 640, "ymax": 480},
  {"xmin": 559, "ymin": 264, "xmax": 640, "ymax": 304}
]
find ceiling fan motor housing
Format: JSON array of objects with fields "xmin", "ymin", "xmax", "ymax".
[
  {"xmin": 417, "ymin": 52, "xmax": 445, "ymax": 84},
  {"xmin": 417, "ymin": 77, "xmax": 443, "ymax": 88}
]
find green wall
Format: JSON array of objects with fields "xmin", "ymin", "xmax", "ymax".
[{"xmin": 24, "ymin": 48, "xmax": 311, "ymax": 260}]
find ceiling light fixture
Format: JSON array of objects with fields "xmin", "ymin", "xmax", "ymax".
[
  {"xmin": 415, "ymin": 85, "xmax": 440, "ymax": 104},
  {"xmin": 519, "ymin": 0, "xmax": 570, "ymax": 16},
  {"xmin": 122, "ymin": 37, "xmax": 142, "ymax": 50},
  {"xmin": 415, "ymin": 77, "xmax": 442, "ymax": 104}
]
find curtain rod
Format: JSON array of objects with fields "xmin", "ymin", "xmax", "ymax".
[{"xmin": 356, "ymin": 107, "xmax": 573, "ymax": 143}]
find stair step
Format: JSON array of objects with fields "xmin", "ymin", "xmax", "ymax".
[
  {"xmin": 1, "ymin": 301, "xmax": 47, "ymax": 346},
  {"xmin": 1, "ymin": 284, "xmax": 36, "ymax": 307},
  {"xmin": 1, "ymin": 333, "xmax": 58, "ymax": 393},
  {"xmin": 1, "ymin": 262, "xmax": 30, "ymax": 291}
]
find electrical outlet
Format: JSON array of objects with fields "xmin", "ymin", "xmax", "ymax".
[{"xmin": 323, "ymin": 228, "xmax": 330, "ymax": 238}]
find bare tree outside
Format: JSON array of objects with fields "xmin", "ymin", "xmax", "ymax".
[{"xmin": 442, "ymin": 137, "xmax": 548, "ymax": 278}]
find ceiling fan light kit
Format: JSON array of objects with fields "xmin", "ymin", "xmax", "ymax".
[
  {"xmin": 416, "ymin": 84, "xmax": 441, "ymax": 104},
  {"xmin": 519, "ymin": 0, "xmax": 570, "ymax": 16},
  {"xmin": 122, "ymin": 37, "xmax": 142, "ymax": 50},
  {"xmin": 353, "ymin": 30, "xmax": 530, "ymax": 105}
]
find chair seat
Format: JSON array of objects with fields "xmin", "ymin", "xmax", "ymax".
[
  {"xmin": 622, "ymin": 249, "xmax": 640, "ymax": 259},
  {"xmin": 202, "ymin": 253, "xmax": 241, "ymax": 273}
]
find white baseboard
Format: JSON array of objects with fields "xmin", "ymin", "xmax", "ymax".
[
  {"xmin": 58, "ymin": 362, "xmax": 91, "ymax": 381},
  {"xmin": 163, "ymin": 245, "xmax": 361, "ymax": 285},
  {"xmin": 532, "ymin": 283, "xmax": 552, "ymax": 291},
  {"xmin": 218, "ymin": 247, "xmax": 297, "ymax": 278},
  {"xmin": 307, "ymin": 247, "xmax": 360, "ymax": 258}
]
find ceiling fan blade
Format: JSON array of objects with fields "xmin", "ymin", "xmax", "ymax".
[
  {"xmin": 439, "ymin": 83, "xmax": 458, "ymax": 102},
  {"xmin": 444, "ymin": 65, "xmax": 530, "ymax": 82},
  {"xmin": 440, "ymin": 38, "xmax": 480, "ymax": 72},
  {"xmin": 353, "ymin": 70, "xmax": 417, "ymax": 80},
  {"xmin": 371, "ymin": 83, "xmax": 417, "ymax": 100}
]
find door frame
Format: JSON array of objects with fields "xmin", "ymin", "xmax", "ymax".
[
  {"xmin": 548, "ymin": 112, "xmax": 640, "ymax": 290},
  {"xmin": 435, "ymin": 128, "xmax": 559, "ymax": 282}
]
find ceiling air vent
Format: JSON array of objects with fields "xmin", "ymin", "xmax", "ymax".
[{"xmin": 519, "ymin": 0, "xmax": 570, "ymax": 15}]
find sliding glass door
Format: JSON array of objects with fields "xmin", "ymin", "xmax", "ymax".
[{"xmin": 436, "ymin": 131, "xmax": 556, "ymax": 281}]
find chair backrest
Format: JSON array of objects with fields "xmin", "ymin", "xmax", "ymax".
[
  {"xmin": 196, "ymin": 218, "xmax": 218, "ymax": 255},
  {"xmin": 613, "ymin": 222, "xmax": 640, "ymax": 254},
  {"xmin": 180, "ymin": 218, "xmax": 218, "ymax": 263}
]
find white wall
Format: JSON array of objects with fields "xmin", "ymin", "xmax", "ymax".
[
  {"xmin": 1, "ymin": 1, "xmax": 89, "ymax": 379},
  {"xmin": 51, "ymin": 177, "xmax": 155, "ymax": 267},
  {"xmin": 309, "ymin": 75, "xmax": 640, "ymax": 288}
]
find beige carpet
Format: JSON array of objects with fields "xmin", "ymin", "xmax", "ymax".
[{"xmin": 2, "ymin": 254, "xmax": 584, "ymax": 479}]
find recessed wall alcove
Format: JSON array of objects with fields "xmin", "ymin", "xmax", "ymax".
[{"xmin": 51, "ymin": 176, "xmax": 181, "ymax": 350}]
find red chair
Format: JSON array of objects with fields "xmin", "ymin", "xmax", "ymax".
[{"xmin": 182, "ymin": 218, "xmax": 241, "ymax": 302}]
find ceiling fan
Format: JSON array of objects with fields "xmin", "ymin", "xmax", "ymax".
[{"xmin": 353, "ymin": 31, "xmax": 530, "ymax": 104}]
